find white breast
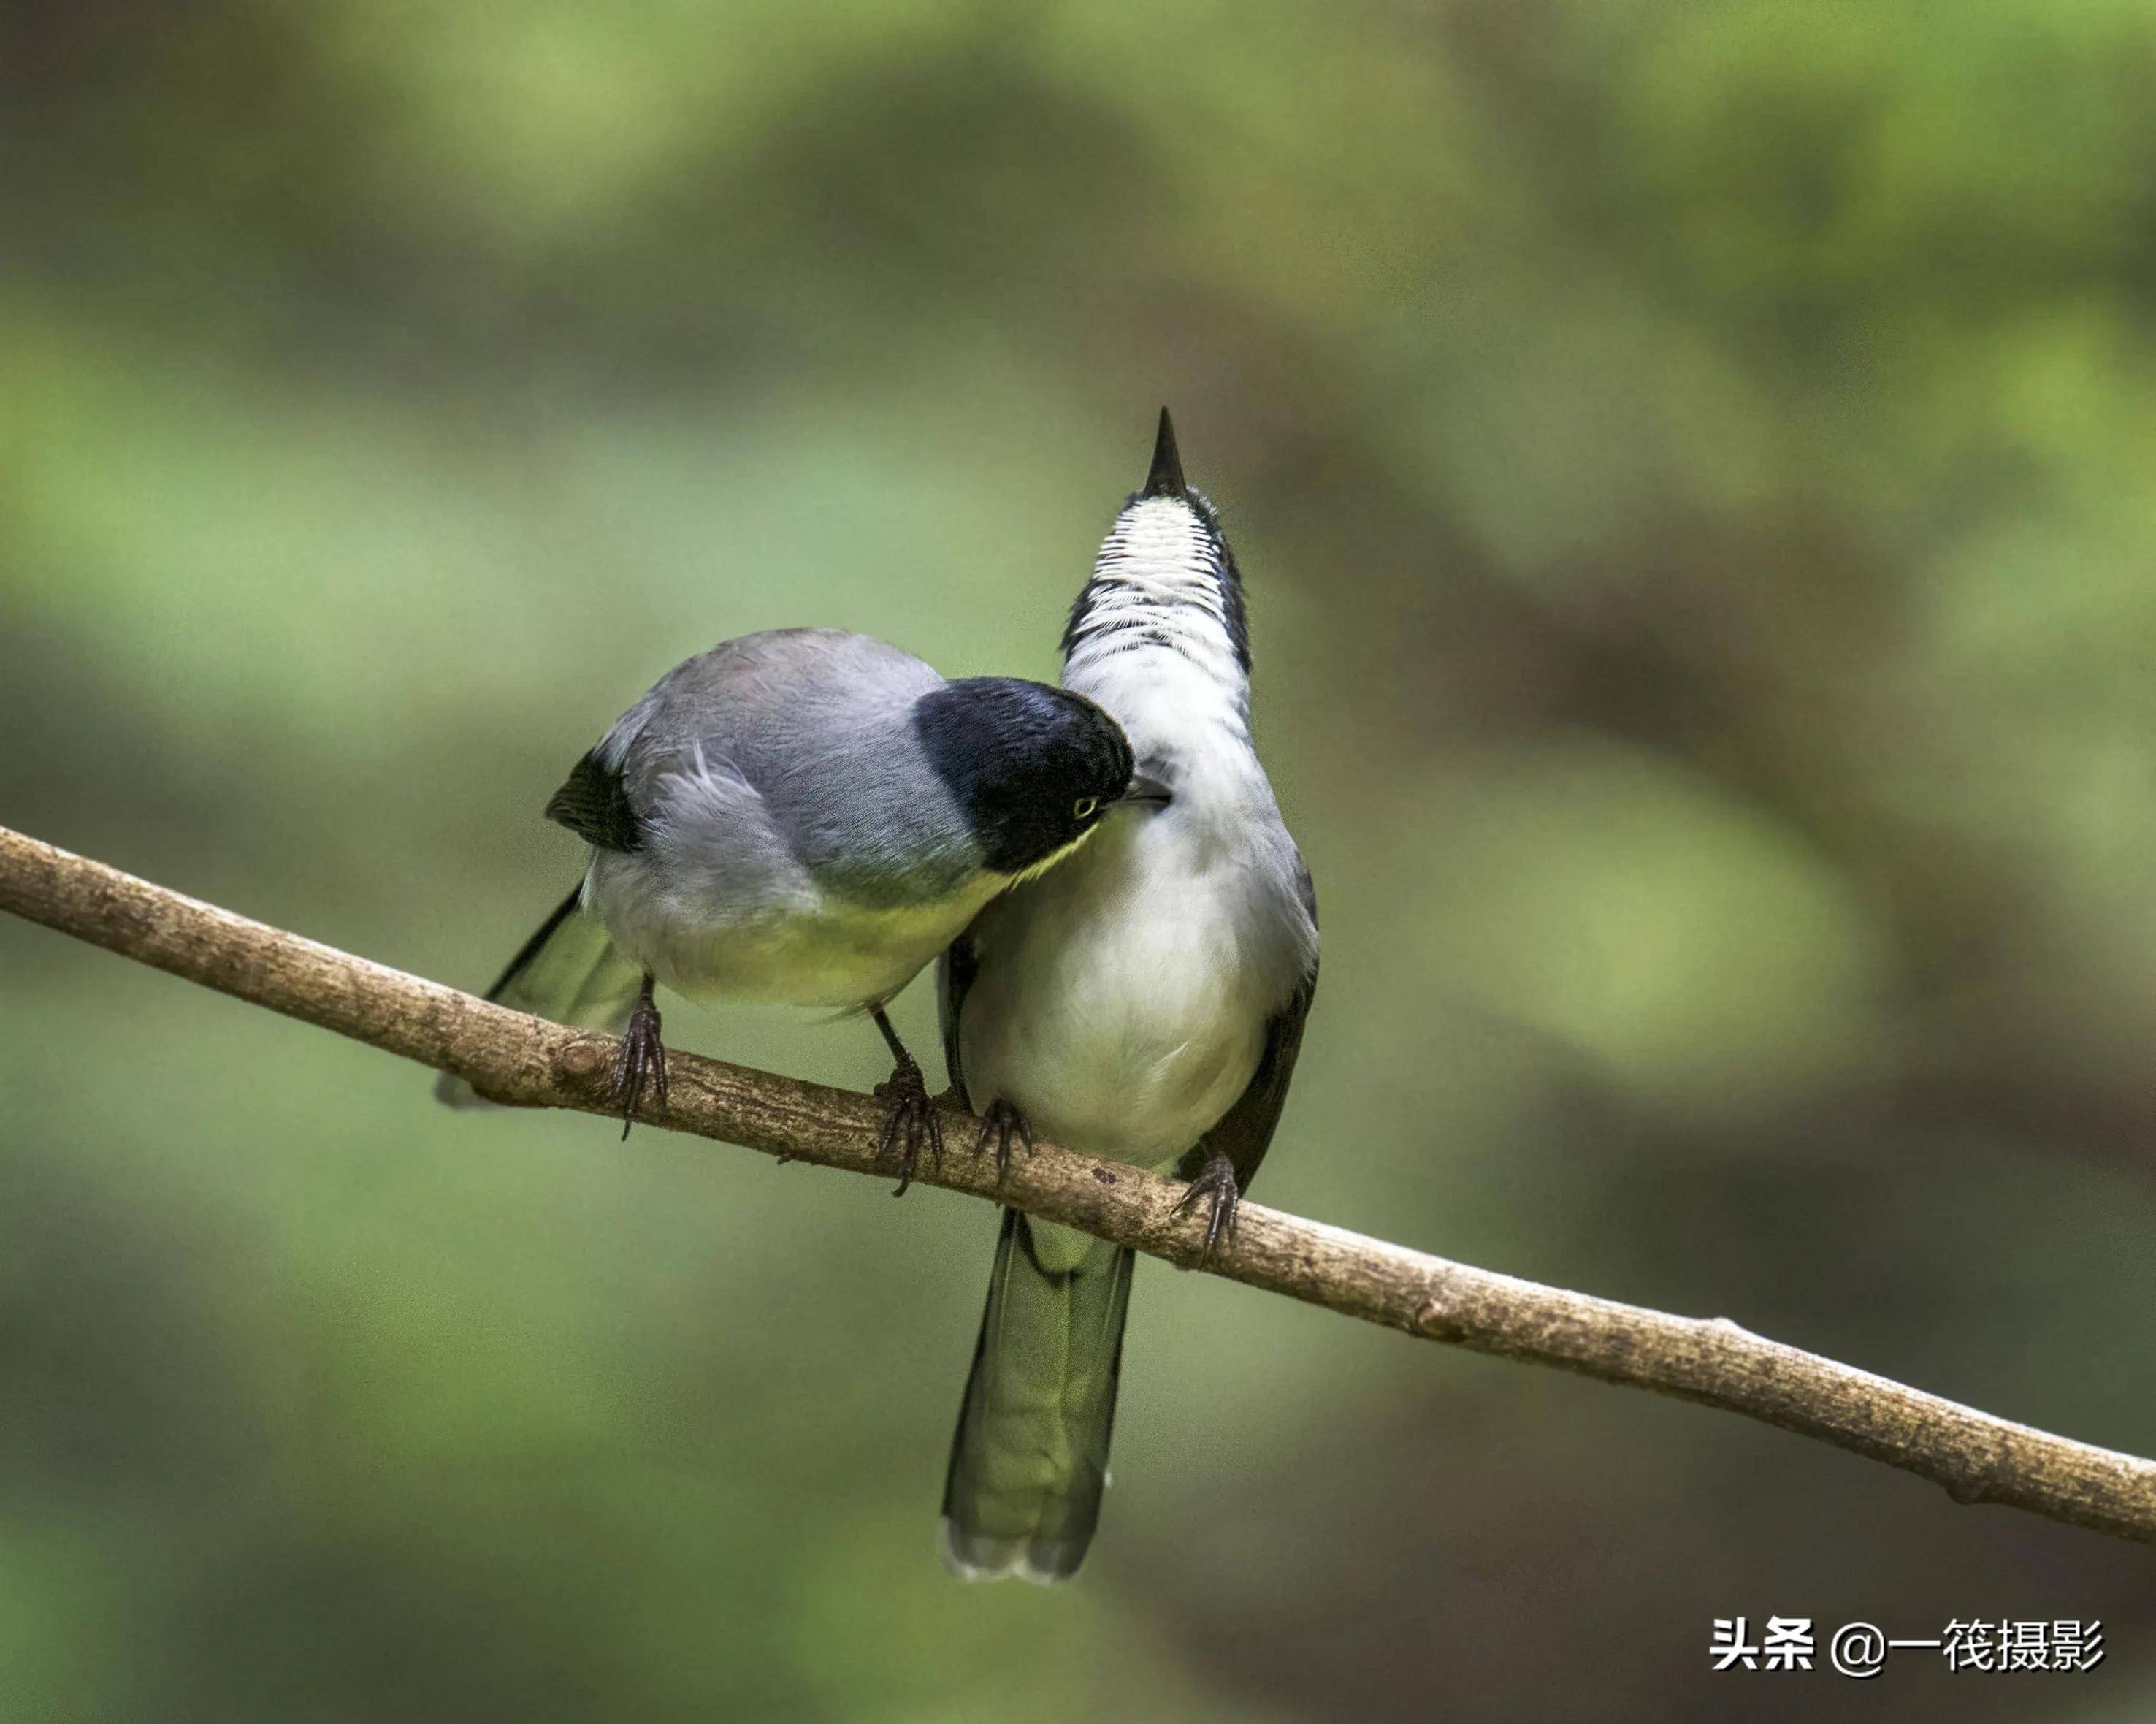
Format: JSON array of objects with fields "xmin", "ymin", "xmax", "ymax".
[{"xmin": 957, "ymin": 794, "xmax": 1302, "ymax": 1167}]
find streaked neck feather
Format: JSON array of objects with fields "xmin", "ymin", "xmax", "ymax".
[{"xmin": 1063, "ymin": 496, "xmax": 1251, "ymax": 766}]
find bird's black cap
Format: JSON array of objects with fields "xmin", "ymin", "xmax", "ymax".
[
  {"xmin": 913, "ymin": 679, "xmax": 1138, "ymax": 877},
  {"xmin": 1142, "ymin": 406, "xmax": 1186, "ymax": 499}
]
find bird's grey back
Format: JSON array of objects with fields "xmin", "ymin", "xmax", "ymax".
[{"xmin": 601, "ymin": 629, "xmax": 982, "ymax": 906}]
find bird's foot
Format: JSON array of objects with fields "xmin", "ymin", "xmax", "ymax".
[
  {"xmin": 1172, "ymin": 1148, "xmax": 1242, "ymax": 1263},
  {"xmin": 874, "ymin": 1053, "xmax": 943, "ymax": 1197},
  {"xmin": 611, "ymin": 991, "xmax": 668, "ymax": 1139},
  {"xmin": 973, "ymin": 1098, "xmax": 1035, "ymax": 1184}
]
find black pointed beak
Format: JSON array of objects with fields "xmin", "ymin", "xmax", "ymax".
[
  {"xmin": 1142, "ymin": 406, "xmax": 1185, "ymax": 500},
  {"xmin": 1116, "ymin": 771, "xmax": 1174, "ymax": 808}
]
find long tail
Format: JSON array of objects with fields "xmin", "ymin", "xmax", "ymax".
[
  {"xmin": 940, "ymin": 1208, "xmax": 1136, "ymax": 1583},
  {"xmin": 433, "ymin": 885, "xmax": 645, "ymax": 1108}
]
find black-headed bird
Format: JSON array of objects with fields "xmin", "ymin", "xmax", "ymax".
[
  {"xmin": 438, "ymin": 627, "xmax": 1163, "ymax": 1180},
  {"xmin": 939, "ymin": 412, "xmax": 1320, "ymax": 1579}
]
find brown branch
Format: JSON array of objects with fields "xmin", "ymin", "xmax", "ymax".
[{"xmin": 3, "ymin": 820, "xmax": 2152, "ymax": 1544}]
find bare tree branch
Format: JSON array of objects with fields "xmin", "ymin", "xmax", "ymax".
[{"xmin": 3, "ymin": 820, "xmax": 2152, "ymax": 1544}]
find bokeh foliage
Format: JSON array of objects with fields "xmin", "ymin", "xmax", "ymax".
[{"xmin": 4, "ymin": 1, "xmax": 2156, "ymax": 1717}]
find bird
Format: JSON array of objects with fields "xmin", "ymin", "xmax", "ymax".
[
  {"xmin": 436, "ymin": 626, "xmax": 1166, "ymax": 1183},
  {"xmin": 936, "ymin": 409, "xmax": 1320, "ymax": 1581}
]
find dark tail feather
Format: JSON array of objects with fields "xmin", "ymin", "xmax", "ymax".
[
  {"xmin": 940, "ymin": 1208, "xmax": 1136, "ymax": 1583},
  {"xmin": 433, "ymin": 885, "xmax": 644, "ymax": 1108}
]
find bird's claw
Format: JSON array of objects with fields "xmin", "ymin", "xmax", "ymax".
[
  {"xmin": 973, "ymin": 1099, "xmax": 1034, "ymax": 1184},
  {"xmin": 1173, "ymin": 1149, "xmax": 1242, "ymax": 1262},
  {"xmin": 874, "ymin": 1055, "xmax": 943, "ymax": 1196},
  {"xmin": 611, "ymin": 994, "xmax": 668, "ymax": 1139}
]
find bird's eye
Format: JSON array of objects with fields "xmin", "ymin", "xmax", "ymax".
[{"xmin": 1073, "ymin": 797, "xmax": 1098, "ymax": 820}]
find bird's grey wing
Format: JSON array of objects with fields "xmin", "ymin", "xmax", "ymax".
[
  {"xmin": 553, "ymin": 638, "xmax": 811, "ymax": 866},
  {"xmin": 937, "ymin": 930, "xmax": 981, "ymax": 1106},
  {"xmin": 1179, "ymin": 868, "xmax": 1319, "ymax": 1194},
  {"xmin": 615, "ymin": 630, "xmax": 970, "ymax": 906}
]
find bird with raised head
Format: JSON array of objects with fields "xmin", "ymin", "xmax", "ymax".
[{"xmin": 939, "ymin": 411, "xmax": 1320, "ymax": 1580}]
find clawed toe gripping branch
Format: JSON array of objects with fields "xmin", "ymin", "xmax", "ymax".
[
  {"xmin": 3, "ymin": 821, "xmax": 2154, "ymax": 1546},
  {"xmin": 1174, "ymin": 1148, "xmax": 1242, "ymax": 1262},
  {"xmin": 612, "ymin": 975, "xmax": 667, "ymax": 1138},
  {"xmin": 870, "ymin": 1006, "xmax": 942, "ymax": 1197},
  {"xmin": 974, "ymin": 1098, "xmax": 1033, "ymax": 1183}
]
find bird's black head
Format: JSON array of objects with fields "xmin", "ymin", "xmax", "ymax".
[{"xmin": 913, "ymin": 678, "xmax": 1151, "ymax": 877}]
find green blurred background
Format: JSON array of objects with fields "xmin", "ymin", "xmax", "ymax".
[{"xmin": 4, "ymin": 1, "xmax": 2155, "ymax": 1717}]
